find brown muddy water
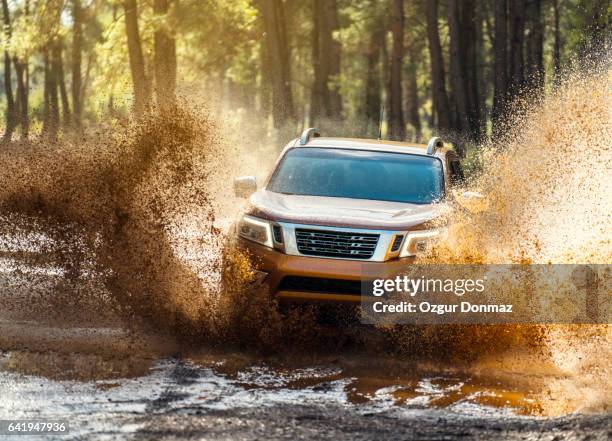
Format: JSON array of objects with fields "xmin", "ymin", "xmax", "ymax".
[{"xmin": 0, "ymin": 70, "xmax": 611, "ymax": 439}]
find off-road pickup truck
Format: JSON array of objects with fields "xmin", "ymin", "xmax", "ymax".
[{"xmin": 233, "ymin": 128, "xmax": 467, "ymax": 303}]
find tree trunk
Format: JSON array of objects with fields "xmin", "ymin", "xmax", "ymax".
[
  {"xmin": 1, "ymin": 0, "xmax": 28, "ymax": 139},
  {"xmin": 1, "ymin": 0, "xmax": 16, "ymax": 142},
  {"xmin": 24, "ymin": 0, "xmax": 29, "ymax": 89},
  {"xmin": 473, "ymin": 0, "xmax": 486, "ymax": 139},
  {"xmin": 43, "ymin": 52, "xmax": 49, "ymax": 133},
  {"xmin": 153, "ymin": 0, "xmax": 177, "ymax": 107},
  {"xmin": 508, "ymin": 0, "xmax": 525, "ymax": 98},
  {"xmin": 81, "ymin": 50, "xmax": 93, "ymax": 113},
  {"xmin": 72, "ymin": 0, "xmax": 83, "ymax": 126},
  {"xmin": 258, "ymin": 0, "xmax": 294, "ymax": 128},
  {"xmin": 54, "ymin": 42, "xmax": 71, "ymax": 128},
  {"xmin": 24, "ymin": 0, "xmax": 29, "ymax": 131},
  {"xmin": 13, "ymin": 59, "xmax": 28, "ymax": 138},
  {"xmin": 2, "ymin": 51, "xmax": 16, "ymax": 142},
  {"xmin": 387, "ymin": 0, "xmax": 405, "ymax": 140},
  {"xmin": 552, "ymin": 0, "xmax": 561, "ymax": 77},
  {"xmin": 123, "ymin": 0, "xmax": 150, "ymax": 116},
  {"xmin": 463, "ymin": 0, "xmax": 483, "ymax": 140},
  {"xmin": 310, "ymin": 0, "xmax": 341, "ymax": 122},
  {"xmin": 43, "ymin": 48, "xmax": 60, "ymax": 141},
  {"xmin": 492, "ymin": 0, "xmax": 508, "ymax": 135},
  {"xmin": 406, "ymin": 55, "xmax": 421, "ymax": 142},
  {"xmin": 310, "ymin": 0, "xmax": 323, "ymax": 123},
  {"xmin": 447, "ymin": 0, "xmax": 470, "ymax": 135},
  {"xmin": 382, "ymin": 21, "xmax": 390, "ymax": 122},
  {"xmin": 364, "ymin": 29, "xmax": 383, "ymax": 132},
  {"xmin": 324, "ymin": 0, "xmax": 342, "ymax": 118},
  {"xmin": 525, "ymin": 0, "xmax": 544, "ymax": 91},
  {"xmin": 425, "ymin": 0, "xmax": 450, "ymax": 132}
]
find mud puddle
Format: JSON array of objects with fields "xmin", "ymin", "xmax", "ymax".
[
  {"xmin": 0, "ymin": 319, "xmax": 561, "ymax": 421},
  {"xmin": 191, "ymin": 352, "xmax": 545, "ymax": 416},
  {"xmin": 1, "ymin": 340, "xmax": 603, "ymax": 441}
]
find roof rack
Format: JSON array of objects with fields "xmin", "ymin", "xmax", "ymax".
[
  {"xmin": 426, "ymin": 136, "xmax": 443, "ymax": 155},
  {"xmin": 299, "ymin": 127, "xmax": 320, "ymax": 145}
]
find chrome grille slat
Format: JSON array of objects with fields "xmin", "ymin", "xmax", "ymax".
[
  {"xmin": 298, "ymin": 246, "xmax": 373, "ymax": 254},
  {"xmin": 296, "ymin": 239, "xmax": 377, "ymax": 248},
  {"xmin": 295, "ymin": 228, "xmax": 380, "ymax": 259},
  {"xmin": 296, "ymin": 232, "xmax": 378, "ymax": 241}
]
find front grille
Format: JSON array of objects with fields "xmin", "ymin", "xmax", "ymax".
[
  {"xmin": 279, "ymin": 276, "xmax": 361, "ymax": 296},
  {"xmin": 295, "ymin": 228, "xmax": 379, "ymax": 259}
]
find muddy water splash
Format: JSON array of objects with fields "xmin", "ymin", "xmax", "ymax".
[
  {"xmin": 432, "ymin": 69, "xmax": 611, "ymax": 264},
  {"xmin": 415, "ymin": 67, "xmax": 612, "ymax": 413},
  {"xmin": 0, "ymin": 105, "xmax": 268, "ymax": 343}
]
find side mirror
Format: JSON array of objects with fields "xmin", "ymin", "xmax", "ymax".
[
  {"xmin": 455, "ymin": 191, "xmax": 487, "ymax": 213},
  {"xmin": 234, "ymin": 176, "xmax": 257, "ymax": 198}
]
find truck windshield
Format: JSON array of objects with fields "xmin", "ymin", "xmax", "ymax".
[{"xmin": 267, "ymin": 147, "xmax": 444, "ymax": 204}]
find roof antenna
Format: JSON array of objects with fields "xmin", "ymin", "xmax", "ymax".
[{"xmin": 377, "ymin": 105, "xmax": 385, "ymax": 140}]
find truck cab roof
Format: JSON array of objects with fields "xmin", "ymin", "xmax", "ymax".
[{"xmin": 290, "ymin": 133, "xmax": 455, "ymax": 159}]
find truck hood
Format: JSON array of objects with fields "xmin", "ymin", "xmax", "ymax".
[{"xmin": 248, "ymin": 190, "xmax": 447, "ymax": 230}]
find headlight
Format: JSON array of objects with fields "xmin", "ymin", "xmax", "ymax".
[
  {"xmin": 399, "ymin": 229, "xmax": 443, "ymax": 257},
  {"xmin": 238, "ymin": 215, "xmax": 273, "ymax": 248}
]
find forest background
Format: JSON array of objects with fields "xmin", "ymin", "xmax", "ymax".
[{"xmin": 0, "ymin": 0, "xmax": 608, "ymax": 152}]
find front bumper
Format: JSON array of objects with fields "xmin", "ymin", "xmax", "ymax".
[{"xmin": 237, "ymin": 237, "xmax": 416, "ymax": 303}]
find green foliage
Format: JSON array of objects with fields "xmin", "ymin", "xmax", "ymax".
[{"xmin": 0, "ymin": 0, "xmax": 607, "ymax": 138}]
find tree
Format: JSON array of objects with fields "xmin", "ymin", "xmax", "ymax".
[
  {"xmin": 447, "ymin": 0, "xmax": 470, "ymax": 134},
  {"xmin": 257, "ymin": 0, "xmax": 294, "ymax": 128},
  {"xmin": 425, "ymin": 0, "xmax": 450, "ymax": 131},
  {"xmin": 53, "ymin": 40, "xmax": 71, "ymax": 128},
  {"xmin": 153, "ymin": 0, "xmax": 177, "ymax": 107},
  {"xmin": 1, "ymin": 0, "xmax": 16, "ymax": 142},
  {"xmin": 123, "ymin": 0, "xmax": 150, "ymax": 116},
  {"xmin": 448, "ymin": 0, "xmax": 482, "ymax": 141},
  {"xmin": 310, "ymin": 0, "xmax": 323, "ymax": 123},
  {"xmin": 324, "ymin": 0, "xmax": 342, "ymax": 118},
  {"xmin": 43, "ymin": 47, "xmax": 60, "ymax": 140},
  {"xmin": 472, "ymin": 0, "xmax": 486, "ymax": 138},
  {"xmin": 6, "ymin": 0, "xmax": 29, "ymax": 138},
  {"xmin": 465, "ymin": 0, "xmax": 484, "ymax": 140},
  {"xmin": 387, "ymin": 0, "xmax": 405, "ymax": 140},
  {"xmin": 364, "ymin": 27, "xmax": 384, "ymax": 131},
  {"xmin": 508, "ymin": 0, "xmax": 526, "ymax": 98},
  {"xmin": 13, "ymin": 56, "xmax": 28, "ymax": 138},
  {"xmin": 310, "ymin": 0, "xmax": 341, "ymax": 123},
  {"xmin": 405, "ymin": 54, "xmax": 421, "ymax": 142},
  {"xmin": 525, "ymin": 0, "xmax": 544, "ymax": 91},
  {"xmin": 492, "ymin": 0, "xmax": 508, "ymax": 135},
  {"xmin": 72, "ymin": 0, "xmax": 83, "ymax": 127},
  {"xmin": 552, "ymin": 0, "xmax": 562, "ymax": 77}
]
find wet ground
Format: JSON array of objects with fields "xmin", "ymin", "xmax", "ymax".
[
  {"xmin": 0, "ymin": 228, "xmax": 611, "ymax": 440},
  {"xmin": 2, "ymin": 344, "xmax": 612, "ymax": 440}
]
